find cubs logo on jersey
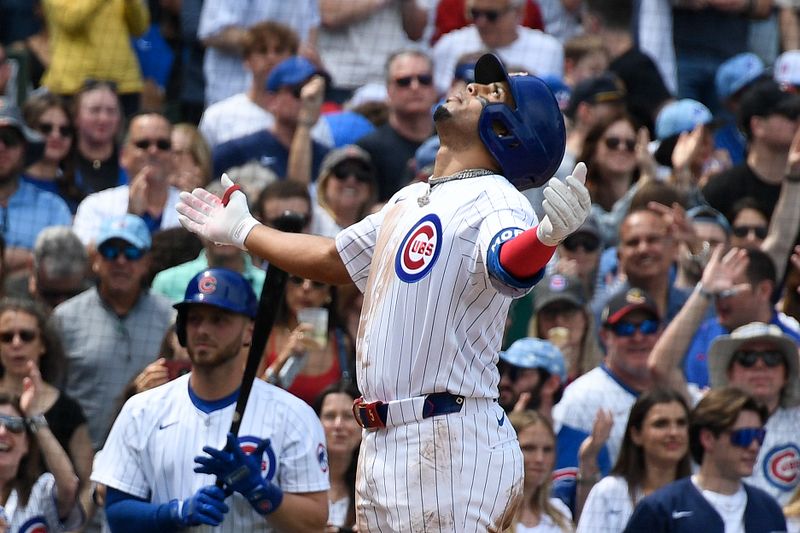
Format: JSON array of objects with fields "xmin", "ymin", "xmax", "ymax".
[
  {"xmin": 239, "ymin": 436, "xmax": 277, "ymax": 481},
  {"xmin": 763, "ymin": 443, "xmax": 800, "ymax": 490},
  {"xmin": 18, "ymin": 516, "xmax": 48, "ymax": 533},
  {"xmin": 395, "ymin": 214, "xmax": 442, "ymax": 283}
]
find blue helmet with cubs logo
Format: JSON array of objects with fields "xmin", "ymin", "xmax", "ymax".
[
  {"xmin": 174, "ymin": 268, "xmax": 258, "ymax": 346},
  {"xmin": 475, "ymin": 54, "xmax": 566, "ymax": 191}
]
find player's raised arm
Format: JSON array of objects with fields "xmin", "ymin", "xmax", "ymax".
[{"xmin": 177, "ymin": 174, "xmax": 350, "ymax": 285}]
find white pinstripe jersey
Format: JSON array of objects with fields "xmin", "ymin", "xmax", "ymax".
[
  {"xmin": 91, "ymin": 374, "xmax": 329, "ymax": 532},
  {"xmin": 336, "ymin": 175, "xmax": 538, "ymax": 402}
]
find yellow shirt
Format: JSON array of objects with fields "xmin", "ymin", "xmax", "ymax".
[{"xmin": 42, "ymin": 0, "xmax": 150, "ymax": 94}]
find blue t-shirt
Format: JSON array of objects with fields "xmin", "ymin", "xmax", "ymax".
[
  {"xmin": 212, "ymin": 129, "xmax": 329, "ymax": 179},
  {"xmin": 2, "ymin": 180, "xmax": 72, "ymax": 249}
]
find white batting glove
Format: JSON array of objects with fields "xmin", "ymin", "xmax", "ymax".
[
  {"xmin": 536, "ymin": 162, "xmax": 591, "ymax": 247},
  {"xmin": 176, "ymin": 173, "xmax": 259, "ymax": 250}
]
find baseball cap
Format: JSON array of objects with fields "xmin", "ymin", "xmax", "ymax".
[
  {"xmin": 655, "ymin": 99, "xmax": 716, "ymax": 140},
  {"xmin": 0, "ymin": 97, "xmax": 45, "ymax": 165},
  {"xmin": 318, "ymin": 144, "xmax": 374, "ymax": 178},
  {"xmin": 266, "ymin": 56, "xmax": 327, "ymax": 93},
  {"xmin": 708, "ymin": 322, "xmax": 800, "ymax": 407},
  {"xmin": 565, "ymin": 73, "xmax": 626, "ymax": 119},
  {"xmin": 533, "ymin": 274, "xmax": 586, "ymax": 313},
  {"xmin": 738, "ymin": 79, "xmax": 800, "ymax": 137},
  {"xmin": 715, "ymin": 53, "xmax": 765, "ymax": 102},
  {"xmin": 345, "ymin": 83, "xmax": 388, "ymax": 109},
  {"xmin": 774, "ymin": 50, "xmax": 800, "ymax": 89},
  {"xmin": 499, "ymin": 337, "xmax": 567, "ymax": 383},
  {"xmin": 454, "ymin": 61, "xmax": 476, "ymax": 84},
  {"xmin": 686, "ymin": 205, "xmax": 731, "ymax": 235},
  {"xmin": 601, "ymin": 286, "xmax": 660, "ymax": 326},
  {"xmin": 414, "ymin": 135, "xmax": 440, "ymax": 176},
  {"xmin": 96, "ymin": 214, "xmax": 152, "ymax": 250},
  {"xmin": 321, "ymin": 111, "xmax": 375, "ymax": 148},
  {"xmin": 540, "ymin": 74, "xmax": 571, "ymax": 112}
]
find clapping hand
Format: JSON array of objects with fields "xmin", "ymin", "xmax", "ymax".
[{"xmin": 536, "ymin": 162, "xmax": 591, "ymax": 246}]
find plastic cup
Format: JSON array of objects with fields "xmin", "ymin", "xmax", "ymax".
[{"xmin": 297, "ymin": 307, "xmax": 329, "ymax": 350}]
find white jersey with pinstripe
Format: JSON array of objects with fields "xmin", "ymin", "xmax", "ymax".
[
  {"xmin": 91, "ymin": 374, "xmax": 329, "ymax": 532},
  {"xmin": 336, "ymin": 175, "xmax": 540, "ymax": 531}
]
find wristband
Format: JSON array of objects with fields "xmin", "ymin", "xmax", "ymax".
[
  {"xmin": 231, "ymin": 216, "xmax": 259, "ymax": 249},
  {"xmin": 26, "ymin": 414, "xmax": 48, "ymax": 433}
]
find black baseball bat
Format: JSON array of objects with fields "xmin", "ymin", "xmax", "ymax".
[{"xmin": 217, "ymin": 211, "xmax": 306, "ymax": 487}]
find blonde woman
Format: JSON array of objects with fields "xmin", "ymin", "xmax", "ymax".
[{"xmin": 507, "ymin": 411, "xmax": 573, "ymax": 532}]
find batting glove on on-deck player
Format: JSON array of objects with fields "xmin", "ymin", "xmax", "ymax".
[
  {"xmin": 176, "ymin": 173, "xmax": 259, "ymax": 249},
  {"xmin": 194, "ymin": 432, "xmax": 284, "ymax": 515},
  {"xmin": 536, "ymin": 162, "xmax": 591, "ymax": 247},
  {"xmin": 168, "ymin": 485, "xmax": 230, "ymax": 527}
]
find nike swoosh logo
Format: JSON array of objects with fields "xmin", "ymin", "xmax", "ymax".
[
  {"xmin": 497, "ymin": 412, "xmax": 505, "ymax": 426},
  {"xmin": 671, "ymin": 511, "xmax": 693, "ymax": 519},
  {"xmin": 159, "ymin": 421, "xmax": 178, "ymax": 430}
]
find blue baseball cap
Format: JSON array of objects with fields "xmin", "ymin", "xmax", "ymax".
[
  {"xmin": 499, "ymin": 338, "xmax": 567, "ymax": 383},
  {"xmin": 655, "ymin": 99, "xmax": 715, "ymax": 140},
  {"xmin": 414, "ymin": 135, "xmax": 440, "ymax": 174},
  {"xmin": 540, "ymin": 75, "xmax": 571, "ymax": 112},
  {"xmin": 266, "ymin": 56, "xmax": 325, "ymax": 93},
  {"xmin": 96, "ymin": 214, "xmax": 151, "ymax": 250},
  {"xmin": 715, "ymin": 53, "xmax": 765, "ymax": 101}
]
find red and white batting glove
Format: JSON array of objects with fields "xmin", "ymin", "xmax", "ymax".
[
  {"xmin": 536, "ymin": 162, "xmax": 591, "ymax": 246},
  {"xmin": 176, "ymin": 174, "xmax": 260, "ymax": 250}
]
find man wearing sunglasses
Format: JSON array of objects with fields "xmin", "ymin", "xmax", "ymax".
[
  {"xmin": 706, "ymin": 322, "xmax": 800, "ymax": 505},
  {"xmin": 0, "ymin": 98, "xmax": 72, "ymax": 274},
  {"xmin": 432, "ymin": 0, "xmax": 563, "ymax": 96},
  {"xmin": 73, "ymin": 112, "xmax": 182, "ymax": 247},
  {"xmin": 625, "ymin": 387, "xmax": 786, "ymax": 532},
  {"xmin": 553, "ymin": 287, "xmax": 662, "ymax": 484},
  {"xmin": 52, "ymin": 214, "xmax": 174, "ymax": 451}
]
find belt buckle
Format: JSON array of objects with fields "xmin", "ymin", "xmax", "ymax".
[{"xmin": 352, "ymin": 397, "xmax": 386, "ymax": 429}]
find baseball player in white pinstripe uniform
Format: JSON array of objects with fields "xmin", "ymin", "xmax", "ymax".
[
  {"xmin": 177, "ymin": 54, "xmax": 592, "ymax": 531},
  {"xmin": 91, "ymin": 269, "xmax": 329, "ymax": 532}
]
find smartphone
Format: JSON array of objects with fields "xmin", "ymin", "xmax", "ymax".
[{"xmin": 164, "ymin": 360, "xmax": 192, "ymax": 381}]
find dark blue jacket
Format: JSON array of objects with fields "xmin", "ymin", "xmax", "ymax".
[{"xmin": 623, "ymin": 478, "xmax": 786, "ymax": 533}]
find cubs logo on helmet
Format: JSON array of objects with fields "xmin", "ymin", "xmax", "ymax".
[
  {"xmin": 395, "ymin": 214, "xmax": 442, "ymax": 283},
  {"xmin": 198, "ymin": 274, "xmax": 217, "ymax": 294},
  {"xmin": 763, "ymin": 443, "xmax": 800, "ymax": 491},
  {"xmin": 239, "ymin": 435, "xmax": 277, "ymax": 482},
  {"xmin": 18, "ymin": 516, "xmax": 48, "ymax": 533}
]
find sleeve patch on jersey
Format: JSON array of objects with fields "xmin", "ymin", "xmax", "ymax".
[
  {"xmin": 395, "ymin": 214, "xmax": 443, "ymax": 283},
  {"xmin": 762, "ymin": 443, "xmax": 800, "ymax": 490},
  {"xmin": 317, "ymin": 443, "xmax": 329, "ymax": 473},
  {"xmin": 239, "ymin": 435, "xmax": 277, "ymax": 482},
  {"xmin": 487, "ymin": 227, "xmax": 544, "ymax": 289}
]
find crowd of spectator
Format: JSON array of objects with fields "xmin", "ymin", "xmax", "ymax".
[{"xmin": 1, "ymin": 0, "xmax": 800, "ymax": 530}]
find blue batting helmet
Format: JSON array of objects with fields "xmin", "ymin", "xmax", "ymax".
[
  {"xmin": 173, "ymin": 268, "xmax": 258, "ymax": 346},
  {"xmin": 475, "ymin": 54, "xmax": 566, "ymax": 190}
]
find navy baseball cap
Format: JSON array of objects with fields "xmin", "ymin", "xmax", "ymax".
[
  {"xmin": 533, "ymin": 274, "xmax": 586, "ymax": 313},
  {"xmin": 565, "ymin": 73, "xmax": 626, "ymax": 120},
  {"xmin": 602, "ymin": 287, "xmax": 660, "ymax": 326},
  {"xmin": 96, "ymin": 214, "xmax": 152, "ymax": 250},
  {"xmin": 500, "ymin": 337, "xmax": 567, "ymax": 383},
  {"xmin": 266, "ymin": 56, "xmax": 327, "ymax": 93}
]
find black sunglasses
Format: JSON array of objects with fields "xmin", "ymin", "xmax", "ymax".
[
  {"xmin": 333, "ymin": 164, "xmax": 372, "ymax": 183},
  {"xmin": 288, "ymin": 275, "xmax": 328, "ymax": 289},
  {"xmin": 603, "ymin": 136, "xmax": 636, "ymax": 152},
  {"xmin": 732, "ymin": 225, "xmax": 768, "ymax": 239},
  {"xmin": 469, "ymin": 7, "xmax": 510, "ymax": 22},
  {"xmin": 562, "ymin": 233, "xmax": 600, "ymax": 252},
  {"xmin": 0, "ymin": 329, "xmax": 38, "ymax": 344},
  {"xmin": 393, "ymin": 74, "xmax": 433, "ymax": 88},
  {"xmin": 133, "ymin": 138, "xmax": 172, "ymax": 151},
  {"xmin": 0, "ymin": 414, "xmax": 26, "ymax": 434},
  {"xmin": 98, "ymin": 242, "xmax": 146, "ymax": 262},
  {"xmin": 39, "ymin": 122, "xmax": 73, "ymax": 137},
  {"xmin": 0, "ymin": 128, "xmax": 23, "ymax": 147},
  {"xmin": 732, "ymin": 349, "xmax": 785, "ymax": 368}
]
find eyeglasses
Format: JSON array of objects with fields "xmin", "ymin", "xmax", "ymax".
[
  {"xmin": 731, "ymin": 349, "xmax": 785, "ymax": 368},
  {"xmin": 0, "ymin": 414, "xmax": 26, "ymax": 434},
  {"xmin": 98, "ymin": 242, "xmax": 146, "ymax": 262},
  {"xmin": 0, "ymin": 329, "xmax": 38, "ymax": 344},
  {"xmin": 609, "ymin": 318, "xmax": 660, "ymax": 337},
  {"xmin": 332, "ymin": 164, "xmax": 373, "ymax": 183},
  {"xmin": 0, "ymin": 128, "xmax": 23, "ymax": 147},
  {"xmin": 732, "ymin": 225, "xmax": 768, "ymax": 239},
  {"xmin": 393, "ymin": 74, "xmax": 433, "ymax": 88},
  {"xmin": 603, "ymin": 136, "xmax": 636, "ymax": 152},
  {"xmin": 728, "ymin": 427, "xmax": 766, "ymax": 448},
  {"xmin": 562, "ymin": 233, "xmax": 600, "ymax": 252},
  {"xmin": 38, "ymin": 122, "xmax": 73, "ymax": 137},
  {"xmin": 469, "ymin": 7, "xmax": 511, "ymax": 22},
  {"xmin": 287, "ymin": 276, "xmax": 328, "ymax": 289},
  {"xmin": 133, "ymin": 138, "xmax": 172, "ymax": 151}
]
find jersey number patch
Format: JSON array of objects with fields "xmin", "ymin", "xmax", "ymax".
[{"xmin": 395, "ymin": 214, "xmax": 442, "ymax": 283}]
